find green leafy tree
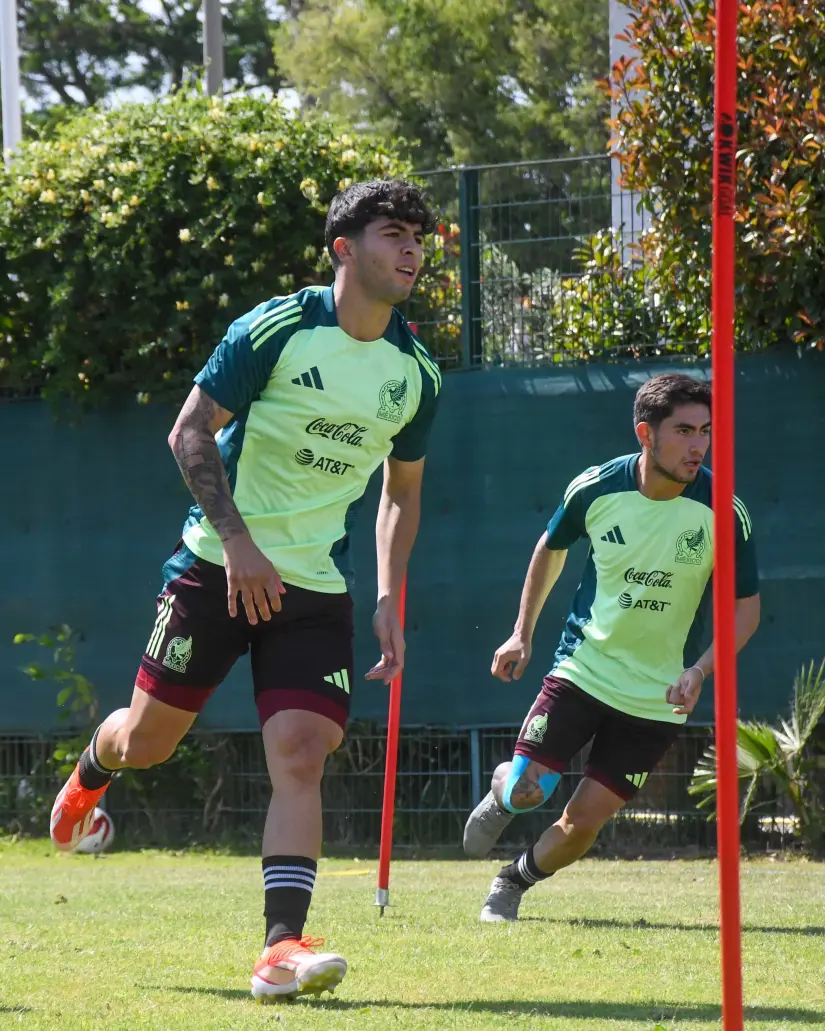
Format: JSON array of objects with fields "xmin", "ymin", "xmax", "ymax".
[
  {"xmin": 17, "ymin": 0, "xmax": 281, "ymax": 115},
  {"xmin": 604, "ymin": 0, "xmax": 825, "ymax": 351},
  {"xmin": 19, "ymin": 0, "xmax": 153, "ymax": 107},
  {"xmin": 275, "ymin": 0, "xmax": 609, "ymax": 170}
]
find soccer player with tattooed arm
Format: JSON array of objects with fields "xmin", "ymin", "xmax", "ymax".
[
  {"xmin": 49, "ymin": 180, "xmax": 442, "ymax": 999},
  {"xmin": 463, "ymin": 374, "xmax": 760, "ymax": 921}
]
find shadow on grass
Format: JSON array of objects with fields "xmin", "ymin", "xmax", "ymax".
[
  {"xmin": 154, "ymin": 987, "xmax": 824, "ymax": 1024},
  {"xmin": 516, "ymin": 914, "xmax": 825, "ymax": 937}
]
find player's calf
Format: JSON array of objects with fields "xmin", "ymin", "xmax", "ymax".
[
  {"xmin": 463, "ymin": 757, "xmax": 561, "ymax": 859},
  {"xmin": 495, "ymin": 755, "xmax": 561, "ymax": 814}
]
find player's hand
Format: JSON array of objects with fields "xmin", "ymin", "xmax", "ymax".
[
  {"xmin": 667, "ymin": 666, "xmax": 704, "ymax": 715},
  {"xmin": 222, "ymin": 533, "xmax": 286, "ymax": 623},
  {"xmin": 492, "ymin": 633, "xmax": 532, "ymax": 681},
  {"xmin": 366, "ymin": 598, "xmax": 405, "ymax": 684}
]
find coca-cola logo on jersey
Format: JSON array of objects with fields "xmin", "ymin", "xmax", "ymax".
[
  {"xmin": 623, "ymin": 568, "xmax": 674, "ymax": 588},
  {"xmin": 305, "ymin": 418, "xmax": 367, "ymax": 447}
]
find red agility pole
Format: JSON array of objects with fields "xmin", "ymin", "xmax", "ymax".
[
  {"xmin": 375, "ymin": 574, "xmax": 407, "ymax": 915},
  {"xmin": 711, "ymin": 1, "xmax": 743, "ymax": 1029}
]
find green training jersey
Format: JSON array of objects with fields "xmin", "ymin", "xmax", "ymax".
[
  {"xmin": 545, "ymin": 454, "xmax": 759, "ymax": 724},
  {"xmin": 180, "ymin": 285, "xmax": 442, "ymax": 593}
]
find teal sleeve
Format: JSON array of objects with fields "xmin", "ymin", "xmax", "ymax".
[
  {"xmin": 545, "ymin": 471, "xmax": 594, "ymax": 549},
  {"xmin": 390, "ymin": 368, "xmax": 441, "ymax": 462},
  {"xmin": 194, "ymin": 303, "xmax": 298, "ymax": 413},
  {"xmin": 734, "ymin": 497, "xmax": 759, "ymax": 597}
]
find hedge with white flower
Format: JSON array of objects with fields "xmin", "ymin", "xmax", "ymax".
[{"xmin": 0, "ymin": 90, "xmax": 408, "ymax": 408}]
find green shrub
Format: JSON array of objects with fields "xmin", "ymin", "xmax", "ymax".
[
  {"xmin": 0, "ymin": 90, "xmax": 409, "ymax": 408},
  {"xmin": 603, "ymin": 0, "xmax": 825, "ymax": 352}
]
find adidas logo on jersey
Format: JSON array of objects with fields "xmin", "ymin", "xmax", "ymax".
[
  {"xmin": 292, "ymin": 367, "xmax": 324, "ymax": 390},
  {"xmin": 601, "ymin": 525, "xmax": 626, "ymax": 545}
]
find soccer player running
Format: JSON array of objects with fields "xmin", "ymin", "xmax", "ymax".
[
  {"xmin": 50, "ymin": 180, "xmax": 443, "ymax": 998},
  {"xmin": 463, "ymin": 374, "xmax": 760, "ymax": 921}
]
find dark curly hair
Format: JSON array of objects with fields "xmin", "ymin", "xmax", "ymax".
[
  {"xmin": 325, "ymin": 179, "xmax": 437, "ymax": 268},
  {"xmin": 634, "ymin": 373, "xmax": 712, "ymax": 429}
]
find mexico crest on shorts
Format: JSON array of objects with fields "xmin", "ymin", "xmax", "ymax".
[
  {"xmin": 377, "ymin": 378, "xmax": 408, "ymax": 423},
  {"xmin": 675, "ymin": 527, "xmax": 706, "ymax": 565},
  {"xmin": 523, "ymin": 713, "xmax": 548, "ymax": 745},
  {"xmin": 163, "ymin": 636, "xmax": 193, "ymax": 673}
]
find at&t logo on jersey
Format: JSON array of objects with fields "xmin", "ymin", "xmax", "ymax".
[
  {"xmin": 295, "ymin": 448, "xmax": 354, "ymax": 476},
  {"xmin": 618, "ymin": 592, "xmax": 672, "ymax": 614}
]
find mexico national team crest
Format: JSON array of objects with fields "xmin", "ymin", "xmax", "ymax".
[
  {"xmin": 377, "ymin": 378, "xmax": 408, "ymax": 423},
  {"xmin": 523, "ymin": 713, "xmax": 548, "ymax": 745},
  {"xmin": 163, "ymin": 636, "xmax": 193, "ymax": 673},
  {"xmin": 676, "ymin": 527, "xmax": 706, "ymax": 565}
]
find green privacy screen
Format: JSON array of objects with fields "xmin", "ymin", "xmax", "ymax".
[{"xmin": 3, "ymin": 354, "xmax": 822, "ymax": 732}]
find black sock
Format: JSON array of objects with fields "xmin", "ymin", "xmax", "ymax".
[
  {"xmin": 498, "ymin": 846, "xmax": 554, "ymax": 891},
  {"xmin": 77, "ymin": 727, "xmax": 115, "ymax": 791},
  {"xmin": 263, "ymin": 855, "xmax": 317, "ymax": 948}
]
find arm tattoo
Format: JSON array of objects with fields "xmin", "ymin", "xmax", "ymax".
[{"xmin": 170, "ymin": 391, "xmax": 247, "ymax": 543}]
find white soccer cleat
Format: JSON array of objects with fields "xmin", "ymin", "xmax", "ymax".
[
  {"xmin": 463, "ymin": 790, "xmax": 515, "ymax": 858},
  {"xmin": 250, "ymin": 936, "xmax": 347, "ymax": 1002},
  {"xmin": 480, "ymin": 875, "xmax": 525, "ymax": 922}
]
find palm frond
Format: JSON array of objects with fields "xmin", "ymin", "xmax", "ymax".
[{"xmin": 792, "ymin": 659, "xmax": 825, "ymax": 748}]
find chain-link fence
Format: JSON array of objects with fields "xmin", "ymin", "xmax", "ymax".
[
  {"xmin": 1, "ymin": 727, "xmax": 794, "ymax": 854},
  {"xmin": 403, "ymin": 155, "xmax": 711, "ymax": 370}
]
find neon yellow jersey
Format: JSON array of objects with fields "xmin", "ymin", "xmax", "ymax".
[
  {"xmin": 179, "ymin": 286, "xmax": 441, "ymax": 593},
  {"xmin": 546, "ymin": 455, "xmax": 759, "ymax": 723}
]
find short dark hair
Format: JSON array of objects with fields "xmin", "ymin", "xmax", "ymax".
[
  {"xmin": 633, "ymin": 373, "xmax": 712, "ymax": 429},
  {"xmin": 325, "ymin": 179, "xmax": 437, "ymax": 268}
]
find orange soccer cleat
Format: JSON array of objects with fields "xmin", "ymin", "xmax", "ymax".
[
  {"xmin": 251, "ymin": 936, "xmax": 347, "ymax": 1001},
  {"xmin": 49, "ymin": 754, "xmax": 111, "ymax": 852}
]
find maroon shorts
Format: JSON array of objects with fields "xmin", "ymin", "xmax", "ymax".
[
  {"xmin": 514, "ymin": 675, "xmax": 680, "ymax": 801},
  {"xmin": 137, "ymin": 544, "xmax": 354, "ymax": 730}
]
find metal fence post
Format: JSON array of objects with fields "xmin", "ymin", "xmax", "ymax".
[
  {"xmin": 470, "ymin": 728, "xmax": 482, "ymax": 806},
  {"xmin": 458, "ymin": 168, "xmax": 482, "ymax": 368}
]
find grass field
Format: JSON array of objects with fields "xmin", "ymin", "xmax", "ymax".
[{"xmin": 1, "ymin": 839, "xmax": 823, "ymax": 1031}]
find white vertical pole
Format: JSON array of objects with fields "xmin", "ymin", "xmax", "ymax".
[
  {"xmin": 609, "ymin": 0, "xmax": 646, "ymax": 258},
  {"xmin": 0, "ymin": 0, "xmax": 23, "ymax": 163},
  {"xmin": 203, "ymin": 0, "xmax": 224, "ymax": 97}
]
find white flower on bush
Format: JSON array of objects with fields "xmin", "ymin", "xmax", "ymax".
[
  {"xmin": 219, "ymin": 293, "xmax": 230, "ymax": 307},
  {"xmin": 299, "ymin": 178, "xmax": 319, "ymax": 200},
  {"xmin": 39, "ymin": 189, "xmax": 57, "ymax": 204},
  {"xmin": 112, "ymin": 188, "xmax": 123, "ymax": 202},
  {"xmin": 179, "ymin": 228, "xmax": 192, "ymax": 243}
]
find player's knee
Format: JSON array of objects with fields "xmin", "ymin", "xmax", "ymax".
[
  {"xmin": 118, "ymin": 730, "xmax": 177, "ymax": 769},
  {"xmin": 267, "ymin": 724, "xmax": 338, "ymax": 785}
]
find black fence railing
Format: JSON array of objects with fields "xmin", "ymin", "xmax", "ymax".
[
  {"xmin": 402, "ymin": 155, "xmax": 715, "ymax": 371},
  {"xmin": 1, "ymin": 726, "xmax": 795, "ymax": 854}
]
